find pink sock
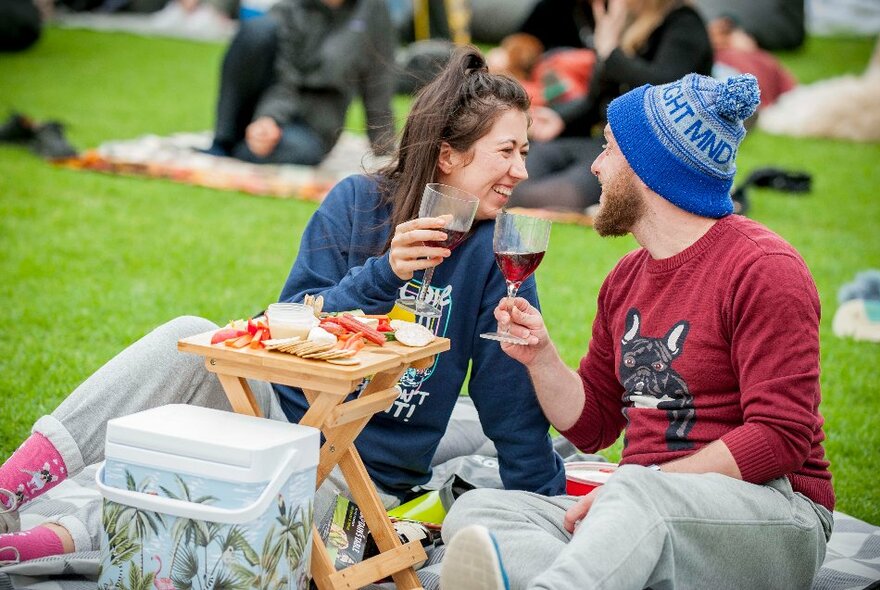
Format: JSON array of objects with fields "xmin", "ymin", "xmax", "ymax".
[
  {"xmin": 0, "ymin": 526, "xmax": 66, "ymax": 563},
  {"xmin": 0, "ymin": 432, "xmax": 68, "ymax": 509}
]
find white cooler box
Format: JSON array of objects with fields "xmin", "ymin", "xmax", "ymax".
[{"xmin": 95, "ymin": 404, "xmax": 319, "ymax": 590}]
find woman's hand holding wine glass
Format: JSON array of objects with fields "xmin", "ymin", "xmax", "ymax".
[
  {"xmin": 396, "ymin": 183, "xmax": 479, "ymax": 317},
  {"xmin": 389, "ymin": 216, "xmax": 454, "ymax": 281}
]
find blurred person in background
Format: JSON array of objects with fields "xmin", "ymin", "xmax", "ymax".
[
  {"xmin": 509, "ymin": 0, "xmax": 712, "ymax": 213},
  {"xmin": 203, "ymin": 0, "xmax": 397, "ymax": 165}
]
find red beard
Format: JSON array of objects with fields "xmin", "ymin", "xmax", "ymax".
[{"xmin": 593, "ymin": 168, "xmax": 645, "ymax": 237}]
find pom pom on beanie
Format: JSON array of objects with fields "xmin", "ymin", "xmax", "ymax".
[{"xmin": 716, "ymin": 74, "xmax": 760, "ymax": 121}]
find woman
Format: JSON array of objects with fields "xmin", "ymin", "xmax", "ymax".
[
  {"xmin": 0, "ymin": 47, "xmax": 565, "ymax": 565},
  {"xmin": 203, "ymin": 0, "xmax": 396, "ymax": 165},
  {"xmin": 510, "ymin": 0, "xmax": 713, "ymax": 212}
]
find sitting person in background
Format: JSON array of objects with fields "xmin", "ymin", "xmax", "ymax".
[
  {"xmin": 203, "ymin": 0, "xmax": 396, "ymax": 165},
  {"xmin": 486, "ymin": 0, "xmax": 595, "ymax": 106},
  {"xmin": 709, "ymin": 15, "xmax": 797, "ymax": 111},
  {"xmin": 0, "ymin": 0, "xmax": 43, "ymax": 52},
  {"xmin": 694, "ymin": 0, "xmax": 805, "ymax": 52},
  {"xmin": 516, "ymin": 0, "xmax": 595, "ymax": 53},
  {"xmin": 509, "ymin": 0, "xmax": 713, "ymax": 214}
]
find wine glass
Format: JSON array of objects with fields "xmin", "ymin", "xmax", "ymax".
[
  {"xmin": 480, "ymin": 210, "xmax": 551, "ymax": 344},
  {"xmin": 396, "ymin": 183, "xmax": 479, "ymax": 317}
]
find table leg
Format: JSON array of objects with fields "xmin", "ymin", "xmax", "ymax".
[
  {"xmin": 306, "ymin": 364, "xmax": 407, "ymax": 486},
  {"xmin": 338, "ymin": 447, "xmax": 425, "ymax": 590},
  {"xmin": 213, "ymin": 369, "xmax": 262, "ymax": 417},
  {"xmin": 304, "ymin": 363, "xmax": 425, "ymax": 589},
  {"xmin": 309, "ymin": 524, "xmax": 337, "ymax": 589}
]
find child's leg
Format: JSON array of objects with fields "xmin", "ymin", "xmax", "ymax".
[{"xmin": 1, "ymin": 316, "xmax": 231, "ymax": 516}]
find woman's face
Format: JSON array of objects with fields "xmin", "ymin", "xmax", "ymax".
[{"xmin": 437, "ymin": 109, "xmax": 529, "ymax": 221}]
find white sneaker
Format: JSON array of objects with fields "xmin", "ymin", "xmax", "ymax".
[
  {"xmin": 0, "ymin": 489, "xmax": 20, "ymax": 534},
  {"xmin": 440, "ymin": 525, "xmax": 509, "ymax": 590},
  {"xmin": 0, "ymin": 546, "xmax": 20, "ymax": 567}
]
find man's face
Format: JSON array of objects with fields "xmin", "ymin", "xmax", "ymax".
[{"xmin": 590, "ymin": 125, "xmax": 645, "ymax": 237}]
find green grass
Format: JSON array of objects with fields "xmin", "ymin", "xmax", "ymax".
[{"xmin": 1, "ymin": 30, "xmax": 879, "ymax": 524}]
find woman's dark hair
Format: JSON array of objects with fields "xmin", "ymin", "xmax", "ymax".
[{"xmin": 377, "ymin": 45, "xmax": 530, "ymax": 251}]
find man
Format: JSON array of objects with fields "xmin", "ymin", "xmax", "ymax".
[{"xmin": 439, "ymin": 73, "xmax": 834, "ymax": 590}]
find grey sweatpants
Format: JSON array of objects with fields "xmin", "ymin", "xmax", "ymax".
[
  {"xmin": 442, "ymin": 464, "xmax": 833, "ymax": 590},
  {"xmin": 29, "ymin": 316, "xmax": 489, "ymax": 553}
]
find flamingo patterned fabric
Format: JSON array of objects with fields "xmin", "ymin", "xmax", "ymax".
[{"xmin": 98, "ymin": 463, "xmax": 316, "ymax": 590}]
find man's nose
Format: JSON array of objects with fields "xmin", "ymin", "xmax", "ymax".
[{"xmin": 590, "ymin": 152, "xmax": 604, "ymax": 177}]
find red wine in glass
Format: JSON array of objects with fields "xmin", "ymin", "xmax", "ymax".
[
  {"xmin": 495, "ymin": 251, "xmax": 545, "ymax": 285},
  {"xmin": 427, "ymin": 228, "xmax": 468, "ymax": 251},
  {"xmin": 481, "ymin": 211, "xmax": 552, "ymax": 344},
  {"xmin": 396, "ymin": 184, "xmax": 479, "ymax": 317}
]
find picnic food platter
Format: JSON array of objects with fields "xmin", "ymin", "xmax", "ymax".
[
  {"xmin": 178, "ymin": 309, "xmax": 449, "ymax": 395},
  {"xmin": 200, "ymin": 305, "xmax": 440, "ymax": 363},
  {"xmin": 180, "ymin": 329, "xmax": 447, "ymax": 376}
]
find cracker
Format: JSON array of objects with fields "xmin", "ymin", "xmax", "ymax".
[
  {"xmin": 263, "ymin": 337, "xmax": 302, "ymax": 350},
  {"xmin": 312, "ymin": 350, "xmax": 357, "ymax": 360}
]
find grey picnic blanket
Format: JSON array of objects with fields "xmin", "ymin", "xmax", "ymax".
[{"xmin": 2, "ymin": 450, "xmax": 879, "ymax": 590}]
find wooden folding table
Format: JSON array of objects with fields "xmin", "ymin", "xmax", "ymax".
[{"xmin": 179, "ymin": 331, "xmax": 449, "ymax": 590}]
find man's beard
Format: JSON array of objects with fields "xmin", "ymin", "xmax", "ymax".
[{"xmin": 593, "ymin": 168, "xmax": 645, "ymax": 237}]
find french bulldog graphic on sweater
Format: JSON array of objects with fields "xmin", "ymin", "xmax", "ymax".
[{"xmin": 620, "ymin": 308, "xmax": 695, "ymax": 450}]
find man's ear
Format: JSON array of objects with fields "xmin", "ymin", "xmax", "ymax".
[{"xmin": 437, "ymin": 142, "xmax": 459, "ymax": 175}]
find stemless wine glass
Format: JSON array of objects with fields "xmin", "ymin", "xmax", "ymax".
[
  {"xmin": 480, "ymin": 210, "xmax": 551, "ymax": 344},
  {"xmin": 396, "ymin": 183, "xmax": 480, "ymax": 317}
]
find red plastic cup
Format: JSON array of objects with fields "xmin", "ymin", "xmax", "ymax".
[{"xmin": 564, "ymin": 462, "xmax": 618, "ymax": 496}]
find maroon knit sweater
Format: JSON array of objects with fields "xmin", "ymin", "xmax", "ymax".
[{"xmin": 562, "ymin": 215, "xmax": 834, "ymax": 510}]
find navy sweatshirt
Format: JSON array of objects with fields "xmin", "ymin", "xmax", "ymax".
[{"xmin": 273, "ymin": 175, "xmax": 566, "ymax": 499}]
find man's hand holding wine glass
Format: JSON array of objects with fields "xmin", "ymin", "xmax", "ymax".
[{"xmin": 493, "ymin": 297, "xmax": 555, "ymax": 365}]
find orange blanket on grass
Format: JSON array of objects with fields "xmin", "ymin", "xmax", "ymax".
[{"xmin": 59, "ymin": 131, "xmax": 593, "ymax": 225}]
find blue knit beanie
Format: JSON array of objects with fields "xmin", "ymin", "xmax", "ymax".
[{"xmin": 606, "ymin": 73, "xmax": 760, "ymax": 218}]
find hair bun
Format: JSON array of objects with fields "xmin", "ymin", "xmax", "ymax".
[
  {"xmin": 716, "ymin": 74, "xmax": 760, "ymax": 122},
  {"xmin": 463, "ymin": 48, "xmax": 487, "ymax": 73}
]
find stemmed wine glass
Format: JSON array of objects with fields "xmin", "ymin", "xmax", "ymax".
[
  {"xmin": 480, "ymin": 210, "xmax": 551, "ymax": 344},
  {"xmin": 396, "ymin": 183, "xmax": 479, "ymax": 317}
]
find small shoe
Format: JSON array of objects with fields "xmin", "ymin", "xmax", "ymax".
[
  {"xmin": 30, "ymin": 121, "xmax": 78, "ymax": 161},
  {"xmin": 0, "ymin": 489, "xmax": 20, "ymax": 534},
  {"xmin": 745, "ymin": 167, "xmax": 811, "ymax": 193},
  {"xmin": 0, "ymin": 546, "xmax": 20, "ymax": 567},
  {"xmin": 440, "ymin": 525, "xmax": 509, "ymax": 590},
  {"xmin": 0, "ymin": 112, "xmax": 37, "ymax": 143}
]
